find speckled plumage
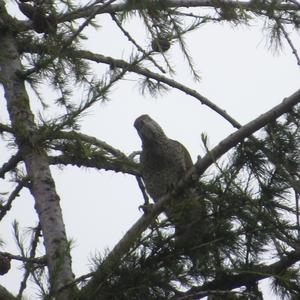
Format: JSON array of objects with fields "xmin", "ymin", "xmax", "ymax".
[
  {"xmin": 134, "ymin": 115, "xmax": 206, "ymax": 245},
  {"xmin": 134, "ymin": 114, "xmax": 193, "ymax": 200}
]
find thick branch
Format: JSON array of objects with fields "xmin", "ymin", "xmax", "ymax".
[
  {"xmin": 61, "ymin": 0, "xmax": 299, "ymax": 22},
  {"xmin": 178, "ymin": 249, "xmax": 300, "ymax": 299},
  {"xmin": 81, "ymin": 89, "xmax": 300, "ymax": 296}
]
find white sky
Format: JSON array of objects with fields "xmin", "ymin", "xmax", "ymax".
[{"xmin": 1, "ymin": 2, "xmax": 300, "ymax": 299}]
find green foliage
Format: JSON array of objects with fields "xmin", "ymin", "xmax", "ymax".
[
  {"xmin": 139, "ymin": 77, "xmax": 169, "ymax": 97},
  {"xmin": 272, "ymin": 267, "xmax": 300, "ymax": 299},
  {"xmin": 82, "ymin": 230, "xmax": 189, "ymax": 299}
]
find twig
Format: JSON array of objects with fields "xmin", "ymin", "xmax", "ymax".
[
  {"xmin": 110, "ymin": 13, "xmax": 166, "ymax": 74},
  {"xmin": 135, "ymin": 176, "xmax": 150, "ymax": 205},
  {"xmin": 276, "ymin": 19, "xmax": 300, "ymax": 67},
  {"xmin": 66, "ymin": 0, "xmax": 119, "ymax": 47},
  {"xmin": 56, "ymin": 270, "xmax": 95, "ymax": 294},
  {"xmin": 18, "ymin": 224, "xmax": 42, "ymax": 299}
]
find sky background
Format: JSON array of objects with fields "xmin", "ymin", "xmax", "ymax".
[{"xmin": 1, "ymin": 1, "xmax": 300, "ymax": 299}]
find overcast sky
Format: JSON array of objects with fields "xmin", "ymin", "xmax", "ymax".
[{"xmin": 1, "ymin": 2, "xmax": 300, "ymax": 299}]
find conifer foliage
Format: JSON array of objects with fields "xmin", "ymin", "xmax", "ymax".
[{"xmin": 0, "ymin": 0, "xmax": 300, "ymax": 299}]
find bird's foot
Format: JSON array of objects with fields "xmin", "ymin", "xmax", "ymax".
[{"xmin": 139, "ymin": 203, "xmax": 154, "ymax": 214}]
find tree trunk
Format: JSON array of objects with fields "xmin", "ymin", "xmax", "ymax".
[{"xmin": 0, "ymin": 27, "xmax": 75, "ymax": 300}]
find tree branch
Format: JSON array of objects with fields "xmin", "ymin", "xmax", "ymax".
[
  {"xmin": 0, "ymin": 179, "xmax": 28, "ymax": 221},
  {"xmin": 176, "ymin": 249, "xmax": 300, "ymax": 299},
  {"xmin": 0, "ymin": 123, "xmax": 13, "ymax": 134},
  {"xmin": 53, "ymin": 131, "xmax": 129, "ymax": 159},
  {"xmin": 18, "ymin": 224, "xmax": 43, "ymax": 299},
  {"xmin": 49, "ymin": 154, "xmax": 140, "ymax": 176},
  {"xmin": 48, "ymin": 130, "xmax": 140, "ymax": 175},
  {"xmin": 1, "ymin": 251, "xmax": 45, "ymax": 265},
  {"xmin": 0, "ymin": 152, "xmax": 22, "ymax": 179},
  {"xmin": 60, "ymin": 0, "xmax": 299, "ymax": 23},
  {"xmin": 76, "ymin": 50, "xmax": 242, "ymax": 129},
  {"xmin": 18, "ymin": 43, "xmax": 240, "ymax": 129},
  {"xmin": 276, "ymin": 19, "xmax": 300, "ymax": 67}
]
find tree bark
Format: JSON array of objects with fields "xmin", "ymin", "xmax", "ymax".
[{"xmin": 0, "ymin": 17, "xmax": 74, "ymax": 300}]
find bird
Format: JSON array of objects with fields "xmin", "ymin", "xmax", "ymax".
[
  {"xmin": 134, "ymin": 114, "xmax": 207, "ymax": 255},
  {"xmin": 134, "ymin": 114, "xmax": 193, "ymax": 200}
]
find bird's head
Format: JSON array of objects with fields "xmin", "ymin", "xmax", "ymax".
[{"xmin": 134, "ymin": 114, "xmax": 166, "ymax": 144}]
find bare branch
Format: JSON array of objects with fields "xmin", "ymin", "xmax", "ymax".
[
  {"xmin": 276, "ymin": 19, "xmax": 300, "ymax": 67},
  {"xmin": 135, "ymin": 176, "xmax": 150, "ymax": 205},
  {"xmin": 57, "ymin": 271, "xmax": 95, "ymax": 293}
]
